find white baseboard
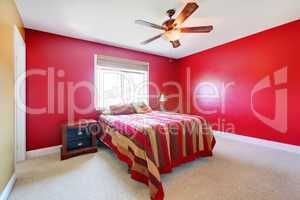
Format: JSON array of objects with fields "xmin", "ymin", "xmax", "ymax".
[
  {"xmin": 25, "ymin": 132, "xmax": 300, "ymax": 159},
  {"xmin": 26, "ymin": 145, "xmax": 62, "ymax": 159},
  {"xmin": 0, "ymin": 173, "xmax": 16, "ymax": 200},
  {"xmin": 214, "ymin": 131, "xmax": 300, "ymax": 155}
]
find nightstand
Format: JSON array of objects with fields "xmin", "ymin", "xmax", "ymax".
[{"xmin": 61, "ymin": 119, "xmax": 99, "ymax": 160}]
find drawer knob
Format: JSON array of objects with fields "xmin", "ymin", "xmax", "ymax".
[
  {"xmin": 77, "ymin": 142, "xmax": 83, "ymax": 146},
  {"xmin": 78, "ymin": 131, "xmax": 83, "ymax": 136}
]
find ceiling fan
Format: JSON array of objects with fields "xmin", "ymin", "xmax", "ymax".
[{"xmin": 135, "ymin": 2, "xmax": 213, "ymax": 48}]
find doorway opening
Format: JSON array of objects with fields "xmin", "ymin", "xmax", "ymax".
[{"xmin": 14, "ymin": 26, "xmax": 26, "ymax": 162}]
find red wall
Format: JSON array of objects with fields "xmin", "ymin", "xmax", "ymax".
[
  {"xmin": 178, "ymin": 20, "xmax": 300, "ymax": 146},
  {"xmin": 26, "ymin": 29, "xmax": 179, "ymax": 150},
  {"xmin": 26, "ymin": 20, "xmax": 300, "ymax": 150}
]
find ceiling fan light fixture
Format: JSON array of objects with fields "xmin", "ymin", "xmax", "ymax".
[{"xmin": 163, "ymin": 29, "xmax": 181, "ymax": 42}]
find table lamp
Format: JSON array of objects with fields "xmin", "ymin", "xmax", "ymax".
[{"xmin": 159, "ymin": 93, "xmax": 167, "ymax": 111}]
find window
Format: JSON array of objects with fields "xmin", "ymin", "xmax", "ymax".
[{"xmin": 94, "ymin": 55, "xmax": 149, "ymax": 109}]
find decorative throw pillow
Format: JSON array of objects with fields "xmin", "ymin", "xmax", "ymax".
[
  {"xmin": 132, "ymin": 102, "xmax": 152, "ymax": 114},
  {"xmin": 110, "ymin": 103, "xmax": 135, "ymax": 115}
]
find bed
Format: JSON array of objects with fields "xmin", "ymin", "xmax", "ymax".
[{"xmin": 98, "ymin": 111, "xmax": 216, "ymax": 200}]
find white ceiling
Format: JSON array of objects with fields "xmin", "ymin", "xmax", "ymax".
[{"xmin": 16, "ymin": 0, "xmax": 300, "ymax": 59}]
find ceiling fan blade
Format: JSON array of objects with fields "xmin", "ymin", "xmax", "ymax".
[
  {"xmin": 170, "ymin": 40, "xmax": 181, "ymax": 48},
  {"xmin": 174, "ymin": 2, "xmax": 199, "ymax": 26},
  {"xmin": 180, "ymin": 26, "xmax": 213, "ymax": 33},
  {"xmin": 141, "ymin": 34, "xmax": 163, "ymax": 45},
  {"xmin": 135, "ymin": 20, "xmax": 166, "ymax": 30}
]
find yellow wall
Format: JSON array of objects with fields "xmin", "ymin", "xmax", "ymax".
[{"xmin": 0, "ymin": 0, "xmax": 24, "ymax": 192}]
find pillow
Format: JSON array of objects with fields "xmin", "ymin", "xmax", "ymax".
[
  {"xmin": 101, "ymin": 108, "xmax": 112, "ymax": 115},
  {"xmin": 110, "ymin": 103, "xmax": 135, "ymax": 115},
  {"xmin": 132, "ymin": 102, "xmax": 152, "ymax": 114}
]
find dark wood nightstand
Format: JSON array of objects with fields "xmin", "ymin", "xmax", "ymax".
[{"xmin": 61, "ymin": 119, "xmax": 99, "ymax": 160}]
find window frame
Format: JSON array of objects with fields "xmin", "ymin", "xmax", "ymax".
[{"xmin": 94, "ymin": 56, "xmax": 149, "ymax": 109}]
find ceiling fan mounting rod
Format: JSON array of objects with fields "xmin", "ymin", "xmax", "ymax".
[{"xmin": 166, "ymin": 9, "xmax": 176, "ymax": 19}]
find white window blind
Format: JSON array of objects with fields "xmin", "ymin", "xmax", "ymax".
[{"xmin": 95, "ymin": 55, "xmax": 149, "ymax": 108}]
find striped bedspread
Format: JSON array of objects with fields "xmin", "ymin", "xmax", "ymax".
[{"xmin": 98, "ymin": 111, "xmax": 216, "ymax": 200}]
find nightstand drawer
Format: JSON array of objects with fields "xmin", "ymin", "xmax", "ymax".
[
  {"xmin": 67, "ymin": 127, "xmax": 89, "ymax": 140},
  {"xmin": 61, "ymin": 119, "xmax": 98, "ymax": 160},
  {"xmin": 67, "ymin": 138, "xmax": 91, "ymax": 150}
]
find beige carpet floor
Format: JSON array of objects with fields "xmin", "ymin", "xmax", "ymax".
[{"xmin": 10, "ymin": 137, "xmax": 300, "ymax": 200}]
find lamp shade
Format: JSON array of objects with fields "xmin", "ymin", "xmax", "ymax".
[{"xmin": 159, "ymin": 94, "xmax": 167, "ymax": 102}]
